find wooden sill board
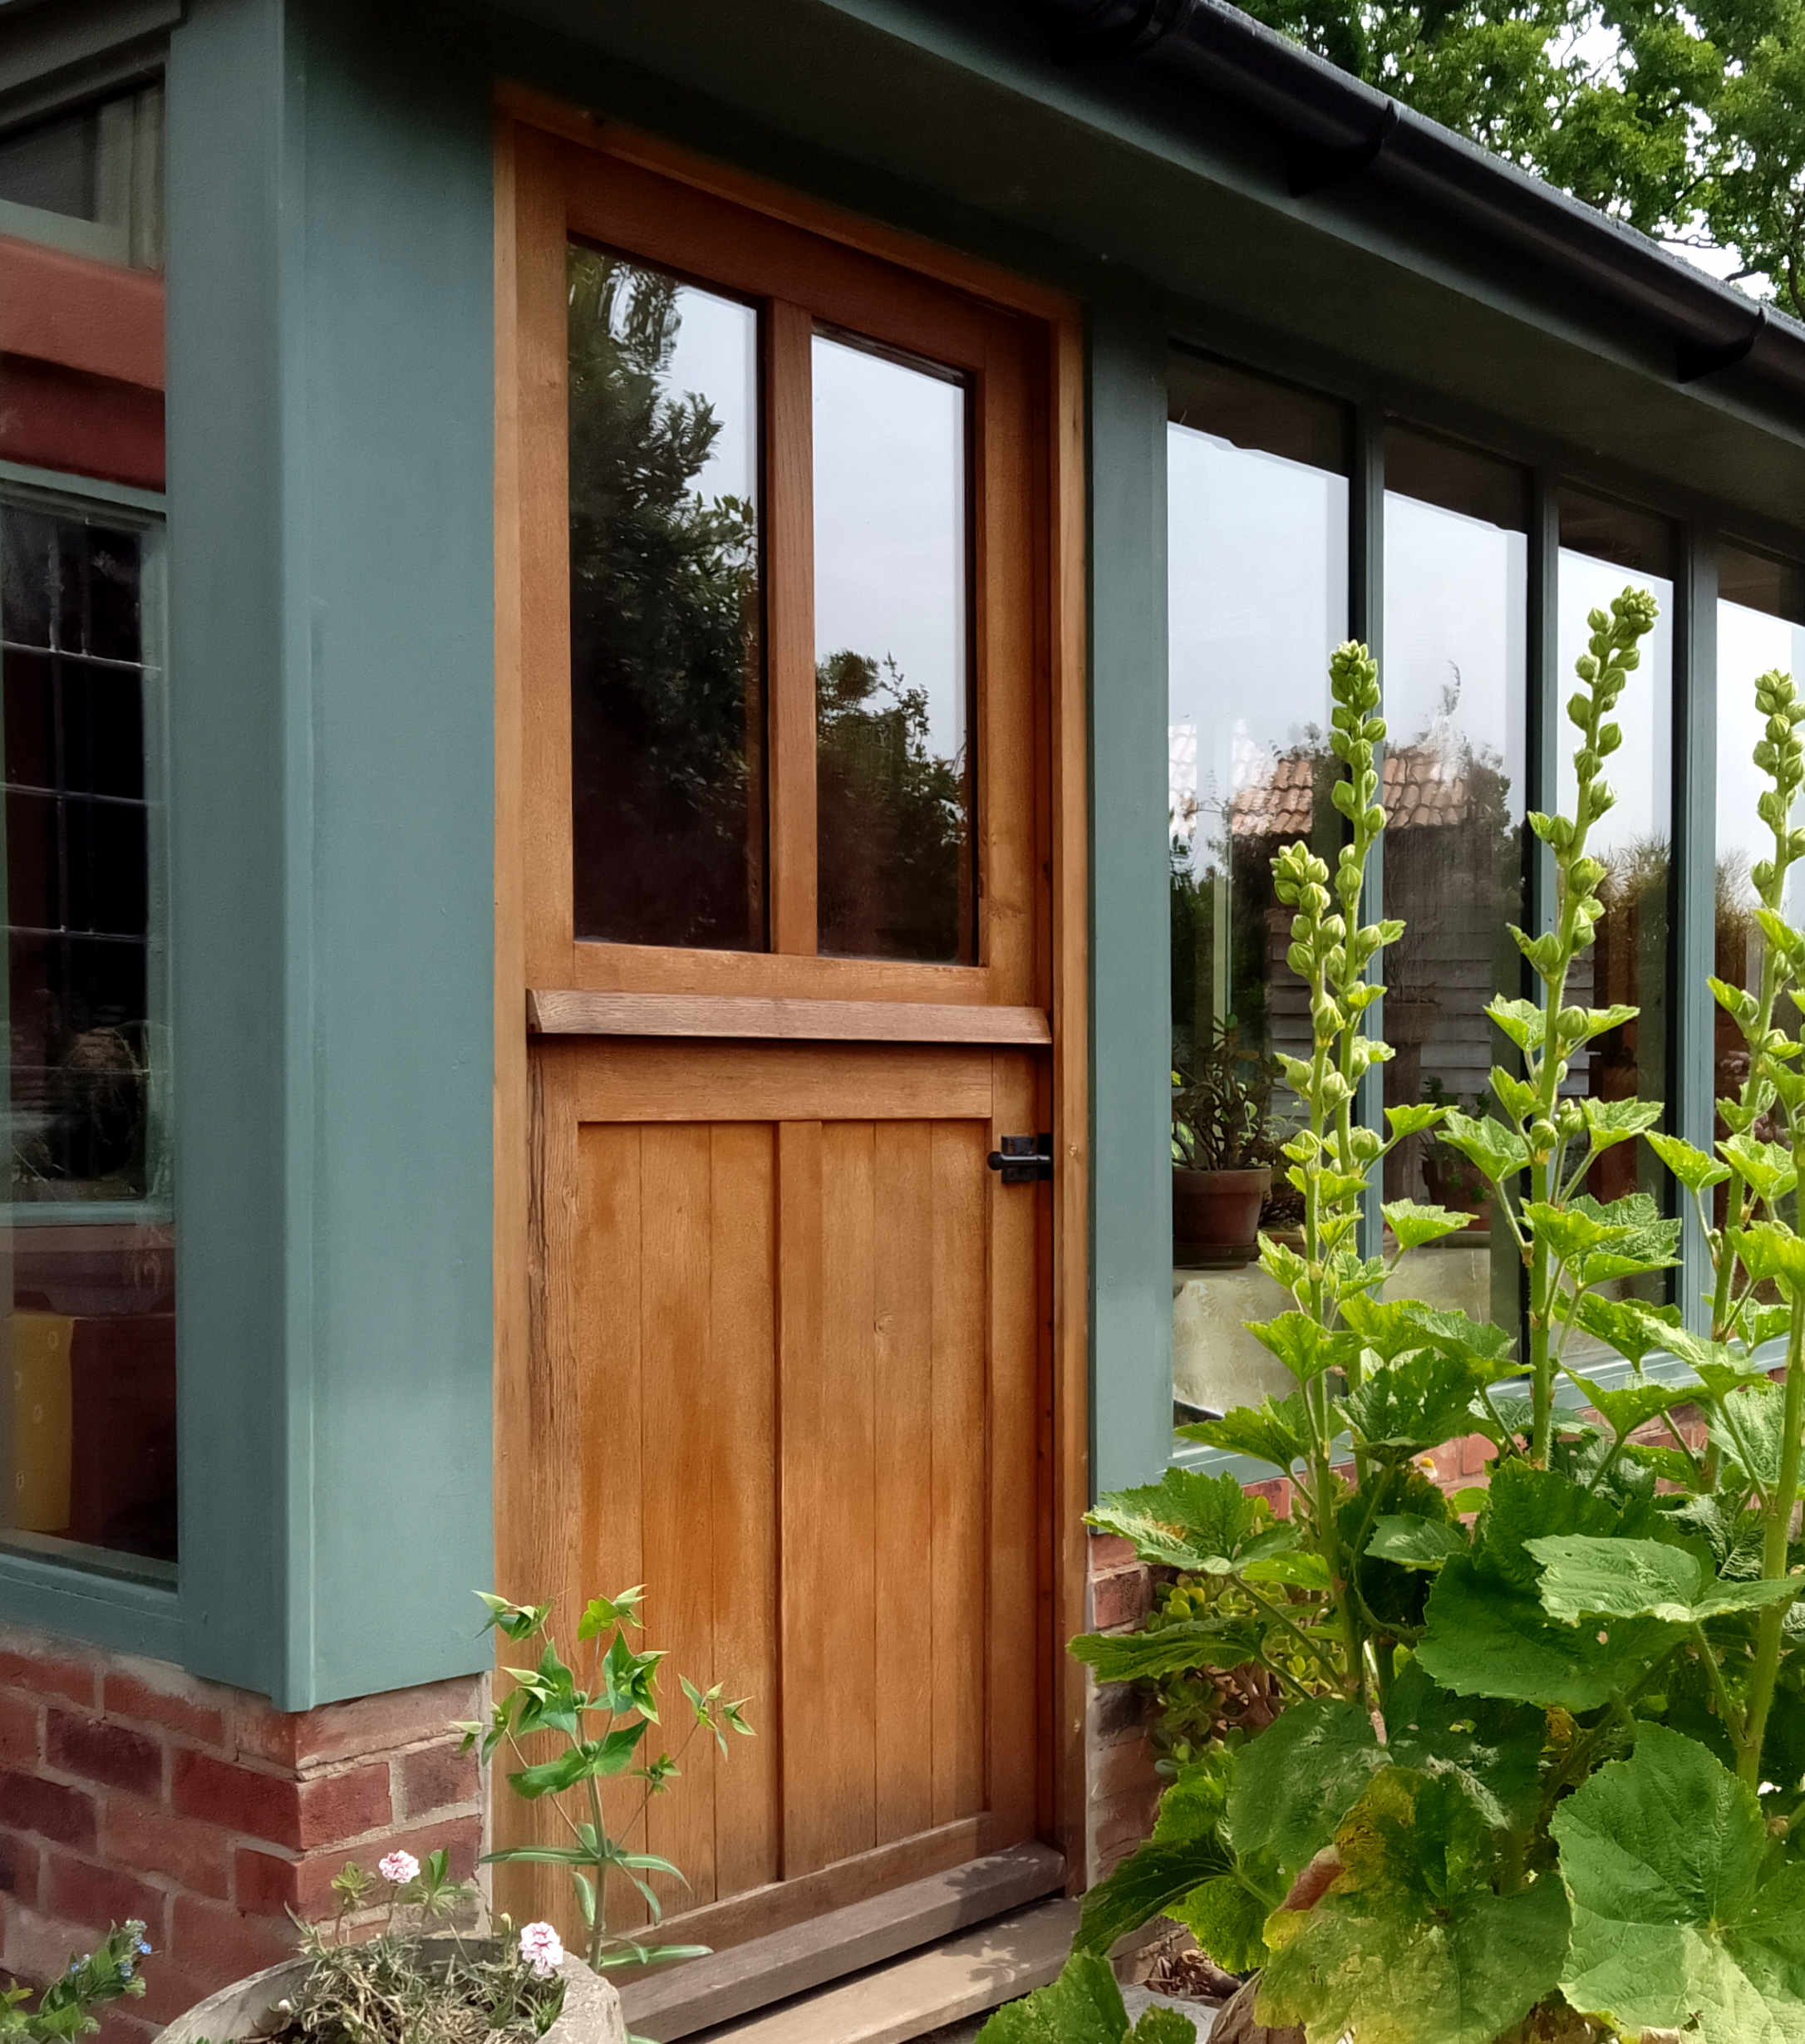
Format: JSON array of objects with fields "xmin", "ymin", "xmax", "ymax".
[
  {"xmin": 528, "ymin": 989, "xmax": 1052, "ymax": 1045},
  {"xmin": 618, "ymin": 1844, "xmax": 1065, "ymax": 2042},
  {"xmin": 681, "ymin": 1897, "xmax": 1081, "ymax": 2044}
]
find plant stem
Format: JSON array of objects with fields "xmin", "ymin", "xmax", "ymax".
[{"xmin": 1739, "ymin": 1295, "xmax": 1805, "ymax": 1788}]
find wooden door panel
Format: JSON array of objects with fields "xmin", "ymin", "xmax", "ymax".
[{"xmin": 502, "ymin": 1044, "xmax": 1041, "ymax": 1949}]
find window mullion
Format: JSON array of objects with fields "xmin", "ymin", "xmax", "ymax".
[
  {"xmin": 1675, "ymin": 529, "xmax": 1719, "ymax": 1336},
  {"xmin": 765, "ymin": 297, "xmax": 819, "ymax": 956},
  {"xmin": 1527, "ymin": 470, "xmax": 1561, "ymax": 956}
]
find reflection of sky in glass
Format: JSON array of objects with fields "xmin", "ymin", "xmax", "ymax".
[
  {"xmin": 1557, "ymin": 550, "xmax": 1673, "ymax": 856},
  {"xmin": 1167, "ymin": 425, "xmax": 1346, "ymax": 872},
  {"xmin": 812, "ymin": 334, "xmax": 966, "ymax": 763},
  {"xmin": 1719, "ymin": 599, "xmax": 1805, "ymax": 916},
  {"xmin": 1384, "ymin": 494, "xmax": 1526, "ymax": 808},
  {"xmin": 658, "ymin": 281, "xmax": 758, "ymax": 508}
]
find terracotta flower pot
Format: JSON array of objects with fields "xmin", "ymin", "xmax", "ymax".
[
  {"xmin": 156, "ymin": 1939, "xmax": 624, "ymax": 2044},
  {"xmin": 1173, "ymin": 1162, "xmax": 1273, "ymax": 1266}
]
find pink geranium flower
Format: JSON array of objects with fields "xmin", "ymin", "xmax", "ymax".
[{"xmin": 518, "ymin": 1922, "xmax": 563, "ymax": 1979}]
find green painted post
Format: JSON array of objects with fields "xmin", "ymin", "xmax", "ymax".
[
  {"xmin": 1675, "ymin": 533, "xmax": 1719, "ymax": 1333},
  {"xmin": 163, "ymin": 0, "xmax": 496, "ymax": 1706},
  {"xmin": 1089, "ymin": 288, "xmax": 1176, "ymax": 1498}
]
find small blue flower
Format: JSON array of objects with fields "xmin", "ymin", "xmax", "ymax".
[
  {"xmin": 138, "ymin": 1941, "xmax": 153, "ymax": 1956},
  {"xmin": 120, "ymin": 1963, "xmax": 134, "ymax": 1981}
]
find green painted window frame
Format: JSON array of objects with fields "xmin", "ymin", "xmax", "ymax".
[
  {"xmin": 0, "ymin": 456, "xmax": 182, "ymax": 1651},
  {"xmin": 1147, "ymin": 338, "xmax": 1804, "ymax": 1491}
]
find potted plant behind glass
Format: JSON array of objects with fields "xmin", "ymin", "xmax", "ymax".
[{"xmin": 1173, "ymin": 1021, "xmax": 1281, "ymax": 1265}]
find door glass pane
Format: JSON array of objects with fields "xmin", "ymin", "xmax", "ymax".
[
  {"xmin": 1557, "ymin": 491, "xmax": 1676, "ymax": 1349},
  {"xmin": 568, "ymin": 244, "xmax": 765, "ymax": 951},
  {"xmin": 1166, "ymin": 356, "xmax": 1350, "ymax": 1422},
  {"xmin": 1, "ymin": 495, "xmax": 175, "ymax": 1580},
  {"xmin": 813, "ymin": 330, "xmax": 974, "ymax": 963},
  {"xmin": 1382, "ymin": 429, "xmax": 1529, "ymax": 1353}
]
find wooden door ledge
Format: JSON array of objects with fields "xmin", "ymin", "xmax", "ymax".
[
  {"xmin": 528, "ymin": 988, "xmax": 1051, "ymax": 1044},
  {"xmin": 676, "ymin": 1898, "xmax": 1078, "ymax": 2044},
  {"xmin": 618, "ymin": 1844, "xmax": 1066, "ymax": 2043}
]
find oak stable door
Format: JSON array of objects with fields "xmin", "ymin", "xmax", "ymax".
[{"xmin": 497, "ymin": 115, "xmax": 1075, "ymax": 1973}]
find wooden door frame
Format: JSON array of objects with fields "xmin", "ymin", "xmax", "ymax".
[{"xmin": 492, "ymin": 86, "xmax": 1091, "ymax": 1886}]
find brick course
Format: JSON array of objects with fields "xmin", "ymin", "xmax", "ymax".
[{"xmin": 0, "ymin": 1624, "xmax": 484, "ymax": 2044}]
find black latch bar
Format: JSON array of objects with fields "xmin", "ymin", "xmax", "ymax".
[{"xmin": 986, "ymin": 1133, "xmax": 1055, "ymax": 1185}]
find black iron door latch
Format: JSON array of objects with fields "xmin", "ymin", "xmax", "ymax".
[{"xmin": 986, "ymin": 1133, "xmax": 1055, "ymax": 1185}]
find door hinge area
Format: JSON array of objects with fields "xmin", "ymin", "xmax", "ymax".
[{"xmin": 986, "ymin": 1133, "xmax": 1054, "ymax": 1184}]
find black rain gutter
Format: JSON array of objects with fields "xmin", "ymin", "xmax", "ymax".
[{"xmin": 1024, "ymin": 0, "xmax": 1804, "ymax": 410}]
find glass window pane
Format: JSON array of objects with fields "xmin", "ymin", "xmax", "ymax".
[
  {"xmin": 814, "ymin": 330, "xmax": 973, "ymax": 963},
  {"xmin": 0, "ymin": 495, "xmax": 174, "ymax": 1578},
  {"xmin": 567, "ymin": 245, "xmax": 765, "ymax": 951},
  {"xmin": 1716, "ymin": 545, "xmax": 1805, "ymax": 1239},
  {"xmin": 1557, "ymin": 491, "xmax": 1676, "ymax": 1348},
  {"xmin": 1167, "ymin": 358, "xmax": 1350, "ymax": 1420},
  {"xmin": 0, "ymin": 86, "xmax": 164, "ymax": 270},
  {"xmin": 1382, "ymin": 428, "xmax": 1529, "ymax": 1347}
]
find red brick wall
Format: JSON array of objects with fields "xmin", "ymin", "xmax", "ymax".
[{"xmin": 0, "ymin": 1624, "xmax": 483, "ymax": 2039}]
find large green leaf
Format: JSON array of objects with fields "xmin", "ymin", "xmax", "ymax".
[
  {"xmin": 1554, "ymin": 1724, "xmax": 1805, "ymax": 2043},
  {"xmin": 1417, "ymin": 1463, "xmax": 1678, "ymax": 1709},
  {"xmin": 1227, "ymin": 1700, "xmax": 1386, "ymax": 1885},
  {"xmin": 1339, "ymin": 1350, "xmax": 1497, "ymax": 1461},
  {"xmin": 1257, "ymin": 1770, "xmax": 1569, "ymax": 2044},
  {"xmin": 1084, "ymin": 1467, "xmax": 1265, "ymax": 1574},
  {"xmin": 1074, "ymin": 1836, "xmax": 1234, "ymax": 1954},
  {"xmin": 1367, "ymin": 1514, "xmax": 1468, "ymax": 1569},
  {"xmin": 1578, "ymin": 1095, "xmax": 1665, "ymax": 1149},
  {"xmin": 1168, "ymin": 1875, "xmax": 1270, "ymax": 1975},
  {"xmin": 1438, "ymin": 1110, "xmax": 1530, "ymax": 1187},
  {"xmin": 1381, "ymin": 1200, "xmax": 1474, "ymax": 1250},
  {"xmin": 1393, "ymin": 1302, "xmax": 1520, "ymax": 1369},
  {"xmin": 1567, "ymin": 1370, "xmax": 1699, "ymax": 1439},
  {"xmin": 1068, "ymin": 1616, "xmax": 1265, "ymax": 1685},
  {"xmin": 1528, "ymin": 1533, "xmax": 1802, "ymax": 1627},
  {"xmin": 1178, "ymin": 1394, "xmax": 1311, "ymax": 1472},
  {"xmin": 1645, "ymin": 1129, "xmax": 1732, "ymax": 1192},
  {"xmin": 1418, "ymin": 1555, "xmax": 1678, "ymax": 1711},
  {"xmin": 1227, "ymin": 1672, "xmax": 1541, "ymax": 1883},
  {"xmin": 1247, "ymin": 1311, "xmax": 1361, "ymax": 1385},
  {"xmin": 1568, "ymin": 1291, "xmax": 1683, "ymax": 1367},
  {"xmin": 1714, "ymin": 1381, "xmax": 1796, "ymax": 1496},
  {"xmin": 975, "ymin": 1952, "xmax": 1197, "ymax": 2044}
]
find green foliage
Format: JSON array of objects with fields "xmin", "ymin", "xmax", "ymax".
[
  {"xmin": 1172, "ymin": 1018, "xmax": 1281, "ymax": 1172},
  {"xmin": 1058, "ymin": 626, "xmax": 1805, "ymax": 2041},
  {"xmin": 1553, "ymin": 1727, "xmax": 1805, "ymax": 2042},
  {"xmin": 470, "ymin": 1590, "xmax": 751, "ymax": 1976},
  {"xmin": 1237, "ymin": 0, "xmax": 1805, "ymax": 322},
  {"xmin": 974, "ymin": 1953, "xmax": 1196, "ymax": 2044},
  {"xmin": 1257, "ymin": 1771, "xmax": 1570, "ymax": 2044},
  {"xmin": 0, "ymin": 1923, "xmax": 150, "ymax": 2044}
]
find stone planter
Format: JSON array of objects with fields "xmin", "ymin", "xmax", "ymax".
[
  {"xmin": 157, "ymin": 1939, "xmax": 624, "ymax": 2044},
  {"xmin": 1173, "ymin": 1163, "xmax": 1272, "ymax": 1266}
]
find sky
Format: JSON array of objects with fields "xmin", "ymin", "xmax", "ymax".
[{"xmin": 650, "ymin": 273, "xmax": 968, "ymax": 768}]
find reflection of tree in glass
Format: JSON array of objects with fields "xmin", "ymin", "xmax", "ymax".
[
  {"xmin": 816, "ymin": 649, "xmax": 969, "ymax": 962},
  {"xmin": 568, "ymin": 248, "xmax": 762, "ymax": 948}
]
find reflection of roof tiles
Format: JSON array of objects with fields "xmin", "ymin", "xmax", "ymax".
[{"xmin": 1230, "ymin": 747, "xmax": 1478, "ymax": 836}]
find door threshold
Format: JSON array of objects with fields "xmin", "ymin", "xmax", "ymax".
[
  {"xmin": 677, "ymin": 1897, "xmax": 1080, "ymax": 2044},
  {"xmin": 618, "ymin": 1843, "xmax": 1066, "ymax": 2042}
]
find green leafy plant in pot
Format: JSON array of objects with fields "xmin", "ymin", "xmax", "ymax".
[
  {"xmin": 993, "ymin": 600, "xmax": 1805, "ymax": 2044},
  {"xmin": 1173, "ymin": 1022, "xmax": 1283, "ymax": 1266}
]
